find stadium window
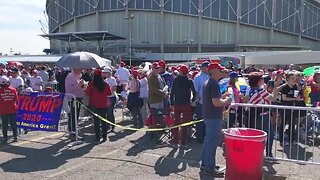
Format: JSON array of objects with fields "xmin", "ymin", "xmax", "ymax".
[
  {"xmin": 203, "ymin": 0, "xmax": 211, "ymax": 17},
  {"xmin": 257, "ymin": 3, "xmax": 265, "ymax": 26},
  {"xmin": 128, "ymin": 0, "xmax": 135, "ymax": 8},
  {"xmin": 118, "ymin": 0, "xmax": 124, "ymax": 9},
  {"xmin": 111, "ymin": 0, "xmax": 117, "ymax": 9},
  {"xmin": 173, "ymin": 0, "xmax": 181, "ymax": 12},
  {"xmin": 248, "ymin": 0, "xmax": 257, "ymax": 25},
  {"xmin": 164, "ymin": 0, "xmax": 172, "ymax": 11},
  {"xmin": 182, "ymin": 0, "xmax": 190, "ymax": 14},
  {"xmin": 220, "ymin": 0, "xmax": 228, "ymax": 20},
  {"xmin": 240, "ymin": 0, "xmax": 249, "ymax": 23},
  {"xmin": 190, "ymin": 0, "xmax": 198, "ymax": 15},
  {"xmin": 136, "ymin": 0, "xmax": 143, "ymax": 9},
  {"xmin": 144, "ymin": 0, "xmax": 152, "ymax": 9},
  {"xmin": 103, "ymin": 0, "xmax": 111, "ymax": 10},
  {"xmin": 211, "ymin": 0, "xmax": 220, "ymax": 18},
  {"xmin": 152, "ymin": 0, "xmax": 160, "ymax": 10}
]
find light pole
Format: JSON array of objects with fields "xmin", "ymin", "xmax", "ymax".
[
  {"xmin": 186, "ymin": 39, "xmax": 194, "ymax": 63},
  {"xmin": 128, "ymin": 14, "xmax": 134, "ymax": 67}
]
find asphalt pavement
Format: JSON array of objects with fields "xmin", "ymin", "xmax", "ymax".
[{"xmin": 0, "ymin": 112, "xmax": 320, "ymax": 180}]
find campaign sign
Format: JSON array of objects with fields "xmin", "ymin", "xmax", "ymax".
[{"xmin": 16, "ymin": 92, "xmax": 65, "ymax": 132}]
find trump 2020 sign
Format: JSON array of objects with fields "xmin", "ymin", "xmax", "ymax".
[{"xmin": 16, "ymin": 92, "xmax": 65, "ymax": 132}]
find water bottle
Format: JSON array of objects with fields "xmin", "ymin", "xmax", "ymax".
[{"xmin": 228, "ymin": 87, "xmax": 235, "ymax": 103}]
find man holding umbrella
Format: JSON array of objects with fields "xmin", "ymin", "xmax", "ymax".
[
  {"xmin": 65, "ymin": 68, "xmax": 85, "ymax": 141},
  {"xmin": 57, "ymin": 51, "xmax": 111, "ymax": 141}
]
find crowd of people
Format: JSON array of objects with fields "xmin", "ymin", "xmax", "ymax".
[{"xmin": 0, "ymin": 60, "xmax": 320, "ymax": 177}]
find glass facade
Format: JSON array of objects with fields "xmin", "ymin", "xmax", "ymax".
[{"xmin": 46, "ymin": 0, "xmax": 320, "ymax": 41}]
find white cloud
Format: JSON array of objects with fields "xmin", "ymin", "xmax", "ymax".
[{"xmin": 0, "ymin": 0, "xmax": 49, "ymax": 55}]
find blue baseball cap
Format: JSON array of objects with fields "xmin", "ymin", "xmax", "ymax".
[
  {"xmin": 229, "ymin": 71, "xmax": 239, "ymax": 78},
  {"xmin": 201, "ymin": 61, "xmax": 210, "ymax": 68}
]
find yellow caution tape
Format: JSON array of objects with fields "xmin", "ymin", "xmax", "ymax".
[{"xmin": 77, "ymin": 100, "xmax": 204, "ymax": 132}]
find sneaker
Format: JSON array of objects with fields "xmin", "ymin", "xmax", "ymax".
[
  {"xmin": 13, "ymin": 138, "xmax": 18, "ymax": 142},
  {"xmin": 102, "ymin": 135, "xmax": 107, "ymax": 142},
  {"xmin": 200, "ymin": 169, "xmax": 224, "ymax": 178},
  {"xmin": 70, "ymin": 134, "xmax": 84, "ymax": 141}
]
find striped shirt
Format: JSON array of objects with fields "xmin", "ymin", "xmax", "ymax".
[{"xmin": 248, "ymin": 88, "xmax": 271, "ymax": 105}]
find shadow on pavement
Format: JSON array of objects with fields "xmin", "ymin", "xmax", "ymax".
[
  {"xmin": 0, "ymin": 130, "xmax": 95, "ymax": 173},
  {"xmin": 0, "ymin": 139, "xmax": 95, "ymax": 173},
  {"xmin": 108, "ymin": 120, "xmax": 136, "ymax": 142},
  {"xmin": 278, "ymin": 144, "xmax": 313, "ymax": 161},
  {"xmin": 154, "ymin": 148, "xmax": 186, "ymax": 176}
]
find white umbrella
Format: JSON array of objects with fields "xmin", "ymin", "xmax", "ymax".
[{"xmin": 56, "ymin": 52, "xmax": 110, "ymax": 68}]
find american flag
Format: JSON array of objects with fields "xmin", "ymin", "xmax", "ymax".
[{"xmin": 248, "ymin": 88, "xmax": 271, "ymax": 105}]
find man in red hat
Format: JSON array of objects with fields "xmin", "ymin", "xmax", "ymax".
[
  {"xmin": 170, "ymin": 65, "xmax": 196, "ymax": 149},
  {"xmin": 148, "ymin": 62, "xmax": 167, "ymax": 125},
  {"xmin": 0, "ymin": 75, "xmax": 19, "ymax": 143},
  {"xmin": 158, "ymin": 60, "xmax": 174, "ymax": 113},
  {"xmin": 159, "ymin": 60, "xmax": 174, "ymax": 90},
  {"xmin": 200, "ymin": 63, "xmax": 231, "ymax": 177}
]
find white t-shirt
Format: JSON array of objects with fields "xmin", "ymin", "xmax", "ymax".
[
  {"xmin": 115, "ymin": 67, "xmax": 130, "ymax": 84},
  {"xmin": 29, "ymin": 76, "xmax": 43, "ymax": 91},
  {"xmin": 105, "ymin": 77, "xmax": 117, "ymax": 97},
  {"xmin": 39, "ymin": 70, "xmax": 49, "ymax": 83},
  {"xmin": 9, "ymin": 76, "xmax": 24, "ymax": 89},
  {"xmin": 139, "ymin": 77, "xmax": 148, "ymax": 98}
]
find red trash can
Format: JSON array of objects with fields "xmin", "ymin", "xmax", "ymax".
[{"xmin": 224, "ymin": 128, "xmax": 267, "ymax": 180}]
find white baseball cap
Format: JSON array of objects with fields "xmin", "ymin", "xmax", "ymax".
[
  {"xmin": 0, "ymin": 76, "xmax": 9, "ymax": 84},
  {"xmin": 102, "ymin": 67, "xmax": 112, "ymax": 73}
]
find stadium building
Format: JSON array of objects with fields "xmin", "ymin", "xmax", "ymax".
[{"xmin": 44, "ymin": 0, "xmax": 320, "ymax": 61}]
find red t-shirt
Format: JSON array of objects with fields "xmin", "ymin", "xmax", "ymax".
[
  {"xmin": 86, "ymin": 82, "xmax": 112, "ymax": 108},
  {"xmin": 0, "ymin": 86, "xmax": 18, "ymax": 115}
]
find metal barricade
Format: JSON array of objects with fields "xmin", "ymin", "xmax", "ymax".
[
  {"xmin": 227, "ymin": 103, "xmax": 320, "ymax": 165},
  {"xmin": 59, "ymin": 94, "xmax": 81, "ymax": 143}
]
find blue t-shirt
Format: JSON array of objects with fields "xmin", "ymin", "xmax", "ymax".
[
  {"xmin": 203, "ymin": 78, "xmax": 223, "ymax": 119},
  {"xmin": 160, "ymin": 71, "xmax": 174, "ymax": 90}
]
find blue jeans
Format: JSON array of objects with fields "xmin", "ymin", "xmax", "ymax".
[
  {"xmin": 107, "ymin": 97, "xmax": 117, "ymax": 129},
  {"xmin": 261, "ymin": 114, "xmax": 274, "ymax": 157},
  {"xmin": 201, "ymin": 119, "xmax": 222, "ymax": 171},
  {"xmin": 195, "ymin": 103, "xmax": 206, "ymax": 142}
]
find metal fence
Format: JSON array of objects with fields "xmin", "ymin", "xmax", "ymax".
[{"xmin": 227, "ymin": 103, "xmax": 320, "ymax": 165}]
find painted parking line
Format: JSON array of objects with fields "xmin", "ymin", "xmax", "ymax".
[
  {"xmin": 0, "ymin": 132, "xmax": 65, "ymax": 151},
  {"xmin": 46, "ymin": 149, "xmax": 120, "ymax": 178}
]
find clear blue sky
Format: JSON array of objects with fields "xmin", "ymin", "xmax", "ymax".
[{"xmin": 0, "ymin": 0, "xmax": 49, "ymax": 55}]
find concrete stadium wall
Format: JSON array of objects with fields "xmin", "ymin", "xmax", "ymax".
[{"xmin": 52, "ymin": 10, "xmax": 320, "ymax": 52}]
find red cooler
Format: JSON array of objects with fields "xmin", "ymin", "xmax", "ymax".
[{"xmin": 224, "ymin": 128, "xmax": 267, "ymax": 180}]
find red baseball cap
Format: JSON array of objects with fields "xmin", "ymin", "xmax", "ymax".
[
  {"xmin": 152, "ymin": 62, "xmax": 160, "ymax": 69},
  {"xmin": 132, "ymin": 70, "xmax": 139, "ymax": 76},
  {"xmin": 275, "ymin": 69, "xmax": 284, "ymax": 75},
  {"xmin": 208, "ymin": 63, "xmax": 225, "ymax": 71},
  {"xmin": 94, "ymin": 69, "xmax": 102, "ymax": 75},
  {"xmin": 171, "ymin": 66, "xmax": 177, "ymax": 71},
  {"xmin": 158, "ymin": 60, "xmax": 166, "ymax": 68},
  {"xmin": 179, "ymin": 65, "xmax": 189, "ymax": 75}
]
